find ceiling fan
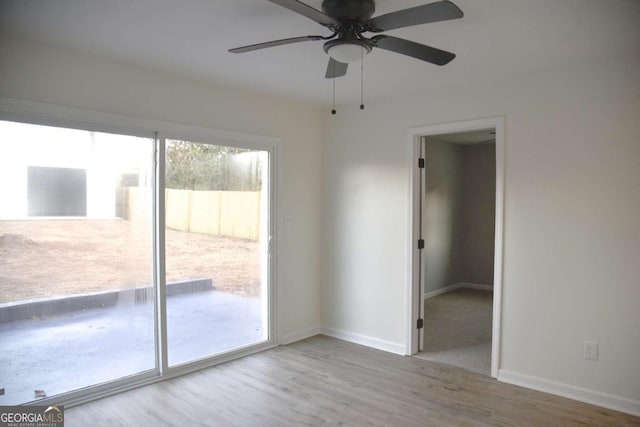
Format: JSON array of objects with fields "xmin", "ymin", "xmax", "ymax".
[{"xmin": 229, "ymin": 0, "xmax": 464, "ymax": 79}]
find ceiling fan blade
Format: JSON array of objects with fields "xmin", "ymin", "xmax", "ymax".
[
  {"xmin": 229, "ymin": 35, "xmax": 323, "ymax": 53},
  {"xmin": 367, "ymin": 0, "xmax": 463, "ymax": 32},
  {"xmin": 372, "ymin": 35, "xmax": 455, "ymax": 65},
  {"xmin": 325, "ymin": 58, "xmax": 348, "ymax": 78},
  {"xmin": 268, "ymin": 0, "xmax": 338, "ymax": 26}
]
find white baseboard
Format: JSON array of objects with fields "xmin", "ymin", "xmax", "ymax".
[
  {"xmin": 498, "ymin": 370, "xmax": 640, "ymax": 417},
  {"xmin": 279, "ymin": 326, "xmax": 322, "ymax": 346},
  {"xmin": 321, "ymin": 327, "xmax": 406, "ymax": 355},
  {"xmin": 423, "ymin": 282, "xmax": 493, "ymax": 300}
]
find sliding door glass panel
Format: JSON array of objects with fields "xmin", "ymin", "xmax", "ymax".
[
  {"xmin": 0, "ymin": 120, "xmax": 155, "ymax": 404},
  {"xmin": 165, "ymin": 140, "xmax": 269, "ymax": 366}
]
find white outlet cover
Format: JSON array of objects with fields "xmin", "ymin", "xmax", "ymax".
[{"xmin": 584, "ymin": 341, "xmax": 599, "ymax": 361}]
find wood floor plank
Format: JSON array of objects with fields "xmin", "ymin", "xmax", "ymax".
[{"xmin": 66, "ymin": 335, "xmax": 640, "ymax": 426}]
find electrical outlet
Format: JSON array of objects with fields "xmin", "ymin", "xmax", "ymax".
[{"xmin": 584, "ymin": 341, "xmax": 598, "ymax": 361}]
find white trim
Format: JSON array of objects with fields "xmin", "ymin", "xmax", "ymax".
[
  {"xmin": 0, "ymin": 96, "xmax": 155, "ymax": 138},
  {"xmin": 0, "ymin": 96, "xmax": 281, "ymax": 150},
  {"xmin": 407, "ymin": 116, "xmax": 505, "ymax": 379},
  {"xmin": 321, "ymin": 327, "xmax": 406, "ymax": 356},
  {"xmin": 270, "ymin": 140, "xmax": 282, "ymax": 348},
  {"xmin": 279, "ymin": 327, "xmax": 322, "ymax": 345},
  {"xmin": 406, "ymin": 135, "xmax": 423, "ymax": 355},
  {"xmin": 155, "ymin": 135, "xmax": 168, "ymax": 375},
  {"xmin": 492, "ymin": 117, "xmax": 506, "ymax": 379},
  {"xmin": 498, "ymin": 370, "xmax": 640, "ymax": 417}
]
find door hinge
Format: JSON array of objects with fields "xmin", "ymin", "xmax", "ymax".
[
  {"xmin": 418, "ymin": 239, "xmax": 424, "ymax": 249},
  {"xmin": 417, "ymin": 318, "xmax": 424, "ymax": 329},
  {"xmin": 418, "ymin": 158, "xmax": 425, "ymax": 169}
]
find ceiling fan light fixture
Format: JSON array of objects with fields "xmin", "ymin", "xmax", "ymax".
[{"xmin": 324, "ymin": 39, "xmax": 371, "ymax": 63}]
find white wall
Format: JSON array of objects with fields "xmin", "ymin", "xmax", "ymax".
[
  {"xmin": 0, "ymin": 37, "xmax": 324, "ymax": 342},
  {"xmin": 322, "ymin": 55, "xmax": 640, "ymax": 407}
]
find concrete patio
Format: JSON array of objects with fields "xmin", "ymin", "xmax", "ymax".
[{"xmin": 0, "ymin": 290, "xmax": 265, "ymax": 405}]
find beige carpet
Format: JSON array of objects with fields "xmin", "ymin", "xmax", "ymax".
[{"xmin": 415, "ymin": 287, "xmax": 493, "ymax": 376}]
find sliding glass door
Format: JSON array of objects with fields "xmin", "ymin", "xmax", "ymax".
[
  {"xmin": 0, "ymin": 121, "xmax": 155, "ymax": 404},
  {"xmin": 164, "ymin": 140, "xmax": 270, "ymax": 366},
  {"xmin": 0, "ymin": 118, "xmax": 274, "ymax": 405}
]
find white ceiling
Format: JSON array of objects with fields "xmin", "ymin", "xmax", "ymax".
[{"xmin": 1, "ymin": 0, "xmax": 639, "ymax": 107}]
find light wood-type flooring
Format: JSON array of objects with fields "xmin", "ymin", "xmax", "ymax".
[{"xmin": 66, "ymin": 335, "xmax": 640, "ymax": 426}]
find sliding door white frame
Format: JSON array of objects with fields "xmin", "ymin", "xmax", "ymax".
[
  {"xmin": 154, "ymin": 134, "xmax": 169, "ymax": 376},
  {"xmin": 0, "ymin": 96, "xmax": 281, "ymax": 406}
]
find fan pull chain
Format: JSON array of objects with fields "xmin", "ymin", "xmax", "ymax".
[
  {"xmin": 360, "ymin": 46, "xmax": 365, "ymax": 110},
  {"xmin": 331, "ymin": 60, "xmax": 337, "ymax": 115},
  {"xmin": 332, "ymin": 77, "xmax": 336, "ymax": 115}
]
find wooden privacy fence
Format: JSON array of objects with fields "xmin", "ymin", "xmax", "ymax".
[{"xmin": 125, "ymin": 187, "xmax": 261, "ymax": 240}]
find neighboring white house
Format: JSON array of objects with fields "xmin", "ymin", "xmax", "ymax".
[{"xmin": 0, "ymin": 120, "xmax": 151, "ymax": 220}]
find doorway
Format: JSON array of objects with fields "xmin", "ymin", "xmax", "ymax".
[{"xmin": 407, "ymin": 117, "xmax": 504, "ymax": 378}]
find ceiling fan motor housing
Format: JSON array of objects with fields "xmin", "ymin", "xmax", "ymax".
[
  {"xmin": 230, "ymin": 0, "xmax": 461, "ymax": 73},
  {"xmin": 322, "ymin": 0, "xmax": 376, "ymax": 21}
]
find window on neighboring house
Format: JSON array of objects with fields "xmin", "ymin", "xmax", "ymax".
[{"xmin": 27, "ymin": 166, "xmax": 87, "ymax": 216}]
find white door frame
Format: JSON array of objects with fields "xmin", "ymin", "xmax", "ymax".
[{"xmin": 406, "ymin": 116, "xmax": 505, "ymax": 378}]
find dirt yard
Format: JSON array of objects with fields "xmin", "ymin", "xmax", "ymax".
[{"xmin": 0, "ymin": 220, "xmax": 261, "ymax": 303}]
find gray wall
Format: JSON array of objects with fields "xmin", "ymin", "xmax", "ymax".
[
  {"xmin": 461, "ymin": 144, "xmax": 496, "ymax": 285},
  {"xmin": 423, "ymin": 141, "xmax": 495, "ymax": 293},
  {"xmin": 423, "ymin": 140, "xmax": 463, "ymax": 292}
]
